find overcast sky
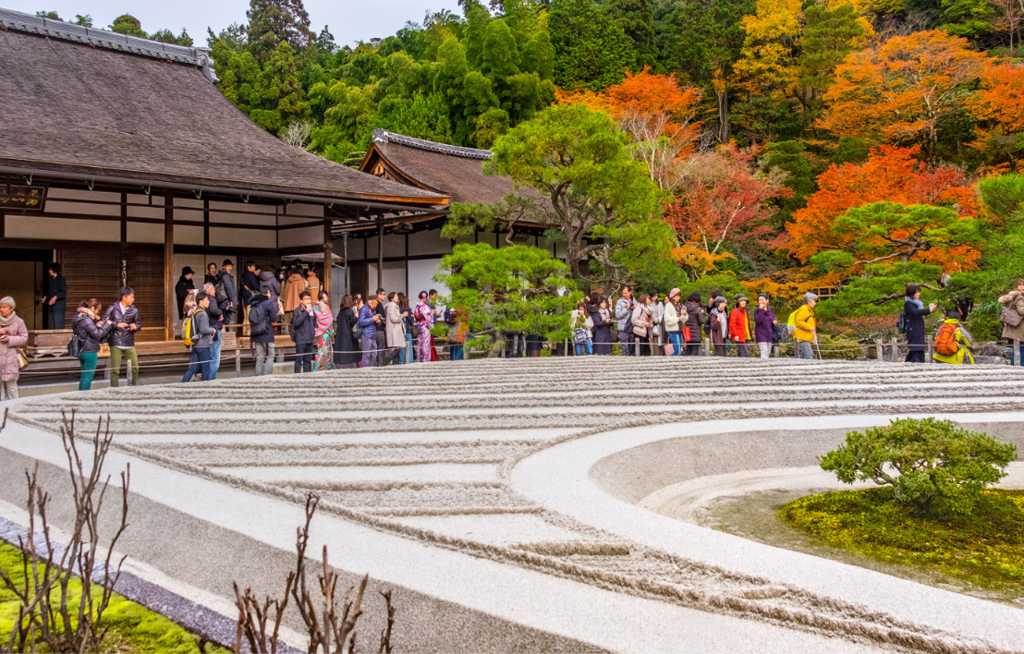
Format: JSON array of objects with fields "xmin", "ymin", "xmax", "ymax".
[{"xmin": 5, "ymin": 0, "xmax": 460, "ymax": 47}]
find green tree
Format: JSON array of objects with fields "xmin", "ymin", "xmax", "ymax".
[
  {"xmin": 444, "ymin": 104, "xmax": 664, "ymax": 280},
  {"xmin": 796, "ymin": 3, "xmax": 868, "ymax": 123},
  {"xmin": 762, "ymin": 140, "xmax": 820, "ymax": 226},
  {"xmin": 435, "ymin": 243, "xmax": 580, "ymax": 354},
  {"xmin": 520, "ymin": 31, "xmax": 555, "ymax": 79},
  {"xmin": 246, "ymin": 0, "xmax": 314, "ymax": 63},
  {"xmin": 248, "ymin": 42, "xmax": 309, "ymax": 134},
  {"xmin": 482, "ymin": 19, "xmax": 521, "ymax": 79},
  {"xmin": 653, "ymin": 0, "xmax": 754, "ymax": 142},
  {"xmin": 820, "ymin": 418, "xmax": 1017, "ymax": 514},
  {"xmin": 550, "ymin": 0, "xmax": 636, "ymax": 91},
  {"xmin": 150, "ymin": 28, "xmax": 194, "ymax": 47},
  {"xmin": 110, "ymin": 14, "xmax": 147, "ymax": 38},
  {"xmin": 607, "ymin": 0, "xmax": 658, "ymax": 69},
  {"xmin": 371, "ymin": 93, "xmax": 455, "ymax": 144},
  {"xmin": 940, "ymin": 0, "xmax": 994, "ymax": 41},
  {"xmin": 463, "ymin": 0, "xmax": 492, "ymax": 68}
]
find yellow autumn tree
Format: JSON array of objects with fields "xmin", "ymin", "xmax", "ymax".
[{"xmin": 732, "ymin": 0, "xmax": 804, "ymax": 98}]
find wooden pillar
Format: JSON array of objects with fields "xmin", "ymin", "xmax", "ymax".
[
  {"xmin": 875, "ymin": 339, "xmax": 884, "ymax": 362},
  {"xmin": 323, "ymin": 217, "xmax": 332, "ymax": 302},
  {"xmin": 164, "ymin": 193, "xmax": 174, "ymax": 341},
  {"xmin": 377, "ymin": 223, "xmax": 384, "ymax": 290},
  {"xmin": 891, "ymin": 337, "xmax": 899, "ymax": 363}
]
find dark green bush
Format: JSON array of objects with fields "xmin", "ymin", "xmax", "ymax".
[{"xmin": 819, "ymin": 418, "xmax": 1017, "ymax": 514}]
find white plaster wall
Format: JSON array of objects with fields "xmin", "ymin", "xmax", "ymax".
[
  {"xmin": 277, "ymin": 225, "xmax": 321, "ymax": 249},
  {"xmin": 408, "ymin": 229, "xmax": 452, "ymax": 257},
  {"xmin": 408, "ymin": 258, "xmax": 449, "ymax": 299},
  {"xmin": 174, "ymin": 225, "xmax": 204, "ymax": 246},
  {"xmin": 6, "ymin": 216, "xmax": 119, "ymax": 242},
  {"xmin": 209, "ymin": 227, "xmax": 276, "ymax": 249},
  {"xmin": 367, "ymin": 261, "xmax": 408, "ymax": 296},
  {"xmin": 127, "ymin": 222, "xmax": 164, "ymax": 244}
]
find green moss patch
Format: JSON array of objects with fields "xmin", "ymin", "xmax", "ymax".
[
  {"xmin": 779, "ymin": 488, "xmax": 1024, "ymax": 592},
  {"xmin": 1, "ymin": 542, "xmax": 225, "ymax": 653}
]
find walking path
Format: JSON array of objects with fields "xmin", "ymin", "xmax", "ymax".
[{"xmin": 2, "ymin": 358, "xmax": 1024, "ymax": 653}]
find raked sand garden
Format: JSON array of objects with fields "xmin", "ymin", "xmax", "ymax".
[{"xmin": 2, "ymin": 357, "xmax": 1024, "ymax": 653}]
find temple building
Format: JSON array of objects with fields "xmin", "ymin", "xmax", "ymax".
[
  {"xmin": 353, "ymin": 129, "xmax": 563, "ymax": 299},
  {"xmin": 0, "ymin": 8, "xmax": 446, "ymax": 338}
]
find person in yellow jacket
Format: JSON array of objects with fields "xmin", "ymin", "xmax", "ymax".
[
  {"xmin": 793, "ymin": 292, "xmax": 817, "ymax": 359},
  {"xmin": 933, "ymin": 309, "xmax": 975, "ymax": 365}
]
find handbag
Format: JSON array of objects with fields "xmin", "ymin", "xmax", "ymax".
[
  {"xmin": 67, "ymin": 334, "xmax": 83, "ymax": 358},
  {"xmin": 663, "ymin": 343, "xmax": 674, "ymax": 356},
  {"xmin": 573, "ymin": 328, "xmax": 589, "ymax": 344},
  {"xmin": 632, "ymin": 324, "xmax": 647, "ymax": 338},
  {"xmin": 683, "ymin": 326, "xmax": 691, "ymax": 342},
  {"xmin": 17, "ymin": 349, "xmax": 28, "ymax": 370},
  {"xmin": 1000, "ymin": 305, "xmax": 1023, "ymax": 328}
]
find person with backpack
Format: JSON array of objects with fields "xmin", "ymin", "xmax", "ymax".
[
  {"xmin": 753, "ymin": 293, "xmax": 778, "ymax": 359},
  {"xmin": 249, "ymin": 284, "xmax": 278, "ymax": 376},
  {"xmin": 933, "ymin": 308, "xmax": 975, "ymax": 364},
  {"xmin": 181, "ymin": 293, "xmax": 216, "ymax": 383},
  {"xmin": 202, "ymin": 282, "xmax": 225, "ymax": 377},
  {"xmin": 709, "ymin": 296, "xmax": 729, "ymax": 356},
  {"xmin": 216, "ymin": 260, "xmax": 238, "ymax": 331},
  {"xmin": 792, "ymin": 292, "xmax": 818, "ymax": 360},
  {"xmin": 571, "ymin": 302, "xmax": 594, "ymax": 356},
  {"xmin": 359, "ymin": 295, "xmax": 383, "ymax": 368},
  {"xmin": 729, "ymin": 295, "xmax": 752, "ymax": 358},
  {"xmin": 683, "ymin": 292, "xmax": 703, "ymax": 356},
  {"xmin": 903, "ymin": 284, "xmax": 937, "ymax": 363},
  {"xmin": 72, "ymin": 299, "xmax": 113, "ymax": 391},
  {"xmin": 998, "ymin": 278, "xmax": 1024, "ymax": 365},
  {"xmin": 291, "ymin": 291, "xmax": 315, "ymax": 373}
]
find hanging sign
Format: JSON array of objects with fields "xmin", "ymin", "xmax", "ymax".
[{"xmin": 0, "ymin": 185, "xmax": 46, "ymax": 211}]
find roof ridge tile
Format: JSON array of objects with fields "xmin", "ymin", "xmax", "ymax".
[{"xmin": 372, "ymin": 129, "xmax": 492, "ymax": 160}]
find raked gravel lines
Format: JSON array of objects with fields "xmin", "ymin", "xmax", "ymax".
[{"xmin": 9, "ymin": 357, "xmax": 1024, "ymax": 654}]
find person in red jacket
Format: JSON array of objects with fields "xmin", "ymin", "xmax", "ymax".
[{"xmin": 729, "ymin": 294, "xmax": 752, "ymax": 358}]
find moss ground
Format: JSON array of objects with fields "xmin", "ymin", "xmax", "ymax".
[
  {"xmin": 0, "ymin": 542, "xmax": 227, "ymax": 653},
  {"xmin": 777, "ymin": 488, "xmax": 1024, "ymax": 598}
]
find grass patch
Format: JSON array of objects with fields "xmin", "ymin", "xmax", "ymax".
[
  {"xmin": 779, "ymin": 487, "xmax": 1024, "ymax": 592},
  {"xmin": 0, "ymin": 542, "xmax": 225, "ymax": 653}
]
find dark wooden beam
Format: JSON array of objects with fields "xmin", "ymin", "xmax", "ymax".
[{"xmin": 164, "ymin": 193, "xmax": 175, "ymax": 341}]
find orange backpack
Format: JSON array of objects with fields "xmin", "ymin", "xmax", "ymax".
[{"xmin": 934, "ymin": 322, "xmax": 960, "ymax": 356}]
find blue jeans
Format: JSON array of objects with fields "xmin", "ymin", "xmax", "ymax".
[
  {"xmin": 181, "ymin": 347, "xmax": 212, "ymax": 382},
  {"xmin": 451, "ymin": 344, "xmax": 464, "ymax": 360},
  {"xmin": 575, "ymin": 339, "xmax": 593, "ymax": 356},
  {"xmin": 1011, "ymin": 342, "xmax": 1024, "ymax": 366},
  {"xmin": 668, "ymin": 332, "xmax": 682, "ymax": 355},
  {"xmin": 209, "ymin": 332, "xmax": 222, "ymax": 379},
  {"xmin": 399, "ymin": 333, "xmax": 412, "ymax": 364}
]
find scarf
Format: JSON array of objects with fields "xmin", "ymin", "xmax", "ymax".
[
  {"xmin": 599, "ymin": 308, "xmax": 611, "ymax": 323},
  {"xmin": 0, "ymin": 311, "xmax": 18, "ymax": 327},
  {"xmin": 905, "ymin": 296, "xmax": 924, "ymax": 310},
  {"xmin": 314, "ymin": 302, "xmax": 333, "ymax": 336}
]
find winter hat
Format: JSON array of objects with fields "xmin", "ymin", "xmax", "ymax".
[
  {"xmin": 669, "ymin": 287, "xmax": 681, "ymax": 299},
  {"xmin": 736, "ymin": 294, "xmax": 748, "ymax": 303},
  {"xmin": 181, "ymin": 266, "xmax": 194, "ymax": 276},
  {"xmin": 222, "ymin": 259, "xmax": 233, "ymax": 267},
  {"xmin": 259, "ymin": 283, "xmax": 273, "ymax": 294}
]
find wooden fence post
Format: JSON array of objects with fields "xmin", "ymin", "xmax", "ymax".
[
  {"xmin": 891, "ymin": 337, "xmax": 899, "ymax": 362},
  {"xmin": 235, "ymin": 348, "xmax": 242, "ymax": 377},
  {"xmin": 926, "ymin": 334, "xmax": 934, "ymax": 363},
  {"xmin": 704, "ymin": 337, "xmax": 711, "ymax": 356},
  {"xmin": 1016, "ymin": 339, "xmax": 1022, "ymax": 367},
  {"xmin": 875, "ymin": 339, "xmax": 884, "ymax": 362}
]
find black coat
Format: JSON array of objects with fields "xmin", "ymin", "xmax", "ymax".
[
  {"xmin": 249, "ymin": 295, "xmax": 279, "ymax": 344},
  {"xmin": 904, "ymin": 299, "xmax": 933, "ymax": 350},
  {"xmin": 72, "ymin": 312, "xmax": 112, "ymax": 354},
  {"xmin": 206, "ymin": 298, "xmax": 224, "ymax": 331},
  {"xmin": 291, "ymin": 305, "xmax": 315, "ymax": 345},
  {"xmin": 102, "ymin": 302, "xmax": 141, "ymax": 348},
  {"xmin": 175, "ymin": 276, "xmax": 195, "ymax": 319},
  {"xmin": 334, "ymin": 308, "xmax": 361, "ymax": 365},
  {"xmin": 47, "ymin": 275, "xmax": 67, "ymax": 309},
  {"xmin": 240, "ymin": 270, "xmax": 259, "ymax": 303}
]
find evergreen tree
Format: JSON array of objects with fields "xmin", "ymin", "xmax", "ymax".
[
  {"xmin": 550, "ymin": 0, "xmax": 636, "ymax": 91},
  {"xmin": 246, "ymin": 0, "xmax": 314, "ymax": 63},
  {"xmin": 482, "ymin": 19, "xmax": 521, "ymax": 79},
  {"xmin": 607, "ymin": 0, "xmax": 658, "ymax": 69},
  {"xmin": 110, "ymin": 14, "xmax": 147, "ymax": 38},
  {"xmin": 463, "ymin": 0, "xmax": 492, "ymax": 69},
  {"xmin": 796, "ymin": 3, "xmax": 869, "ymax": 122},
  {"xmin": 372, "ymin": 93, "xmax": 455, "ymax": 144}
]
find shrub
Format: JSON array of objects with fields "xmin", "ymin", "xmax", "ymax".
[{"xmin": 819, "ymin": 418, "xmax": 1017, "ymax": 514}]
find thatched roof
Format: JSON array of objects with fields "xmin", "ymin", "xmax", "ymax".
[
  {"xmin": 362, "ymin": 130, "xmax": 548, "ymax": 208},
  {"xmin": 0, "ymin": 10, "xmax": 446, "ymax": 208}
]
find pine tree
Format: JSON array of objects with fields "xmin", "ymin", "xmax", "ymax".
[
  {"xmin": 608, "ymin": 0, "xmax": 658, "ymax": 69},
  {"xmin": 246, "ymin": 0, "xmax": 314, "ymax": 63}
]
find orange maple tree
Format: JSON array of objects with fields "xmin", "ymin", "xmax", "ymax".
[
  {"xmin": 970, "ymin": 60, "xmax": 1024, "ymax": 171},
  {"xmin": 818, "ymin": 30, "xmax": 988, "ymax": 163},
  {"xmin": 783, "ymin": 145, "xmax": 979, "ymax": 265},
  {"xmin": 558, "ymin": 68, "xmax": 702, "ymax": 192}
]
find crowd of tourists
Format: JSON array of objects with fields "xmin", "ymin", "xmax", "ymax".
[{"xmin": 4, "ymin": 271, "xmax": 1024, "ymax": 399}]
